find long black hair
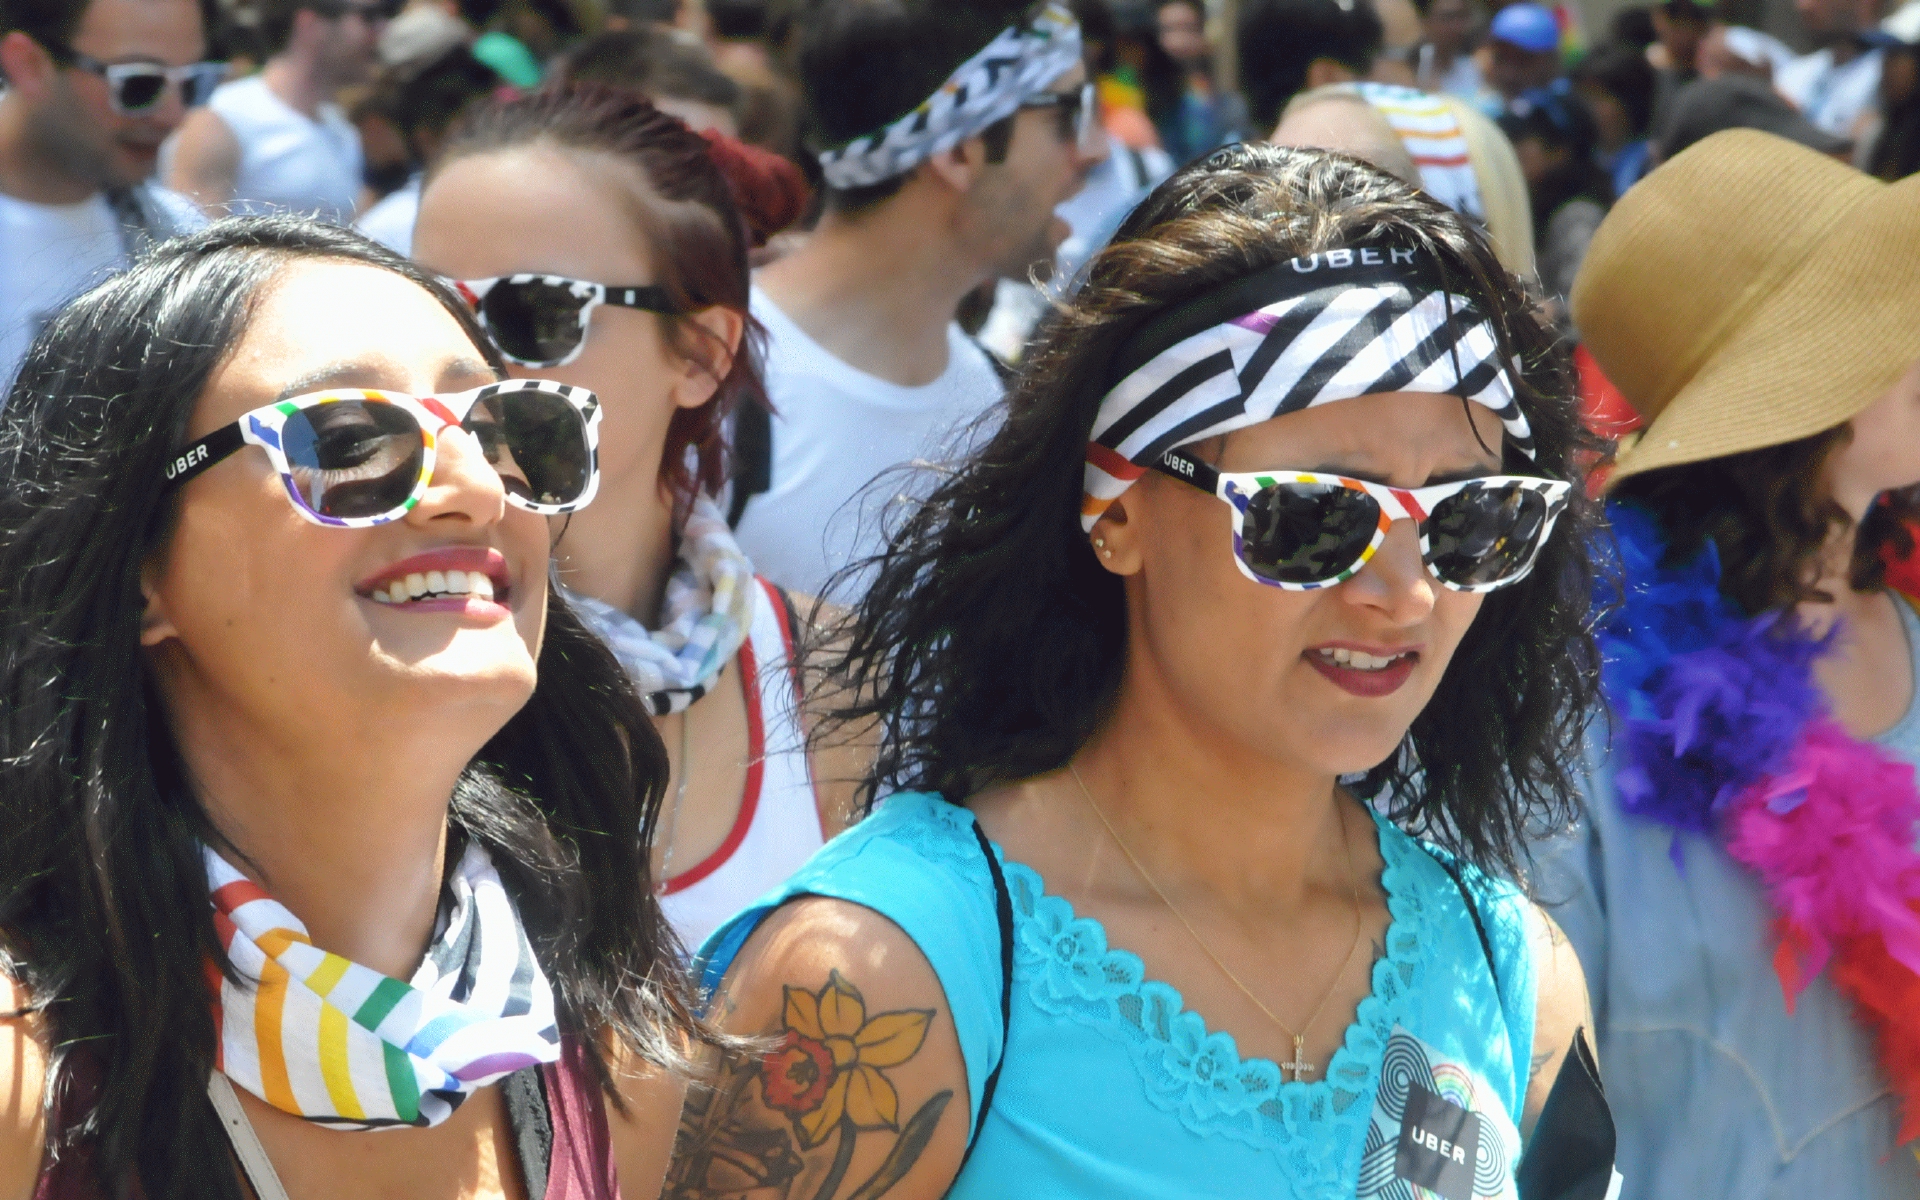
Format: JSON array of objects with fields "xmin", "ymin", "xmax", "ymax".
[
  {"xmin": 821, "ymin": 144, "xmax": 1602, "ymax": 878},
  {"xmin": 0, "ymin": 217, "xmax": 703, "ymax": 1198}
]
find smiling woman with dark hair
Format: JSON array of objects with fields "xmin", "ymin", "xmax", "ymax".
[
  {"xmin": 666, "ymin": 144, "xmax": 1607, "ymax": 1200},
  {"xmin": 0, "ymin": 217, "xmax": 702, "ymax": 1200}
]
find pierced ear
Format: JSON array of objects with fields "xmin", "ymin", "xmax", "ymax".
[
  {"xmin": 1090, "ymin": 497, "xmax": 1141, "ymax": 575},
  {"xmin": 669, "ymin": 305, "xmax": 745, "ymax": 411}
]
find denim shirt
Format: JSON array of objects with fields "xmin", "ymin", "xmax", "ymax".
[{"xmin": 1533, "ymin": 597, "xmax": 1920, "ymax": 1198}]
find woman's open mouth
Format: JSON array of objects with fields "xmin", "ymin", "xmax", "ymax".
[
  {"xmin": 1305, "ymin": 645, "xmax": 1421, "ymax": 698},
  {"xmin": 357, "ymin": 547, "xmax": 513, "ymax": 617}
]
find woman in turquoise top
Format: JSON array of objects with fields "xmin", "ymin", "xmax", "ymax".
[{"xmin": 665, "ymin": 144, "xmax": 1601, "ymax": 1200}]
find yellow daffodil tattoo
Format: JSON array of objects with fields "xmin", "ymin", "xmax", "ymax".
[{"xmin": 666, "ymin": 971, "xmax": 955, "ymax": 1200}]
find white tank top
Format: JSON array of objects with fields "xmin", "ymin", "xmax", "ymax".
[
  {"xmin": 659, "ymin": 577, "xmax": 826, "ymax": 948},
  {"xmin": 204, "ymin": 75, "xmax": 361, "ymax": 224}
]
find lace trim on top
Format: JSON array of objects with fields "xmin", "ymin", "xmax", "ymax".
[{"xmin": 1002, "ymin": 810, "xmax": 1428, "ymax": 1193}]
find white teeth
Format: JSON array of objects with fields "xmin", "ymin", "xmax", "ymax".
[
  {"xmin": 369, "ymin": 566, "xmax": 499, "ymax": 604},
  {"xmin": 1317, "ymin": 648, "xmax": 1410, "ymax": 671}
]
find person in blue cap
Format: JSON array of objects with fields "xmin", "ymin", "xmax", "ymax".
[{"xmin": 1487, "ymin": 2, "xmax": 1563, "ymax": 104}]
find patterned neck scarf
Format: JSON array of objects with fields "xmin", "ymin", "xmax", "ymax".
[
  {"xmin": 565, "ymin": 494, "xmax": 756, "ymax": 716},
  {"xmin": 206, "ymin": 841, "xmax": 561, "ymax": 1129}
]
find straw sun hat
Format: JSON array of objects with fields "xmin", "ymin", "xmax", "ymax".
[{"xmin": 1571, "ymin": 129, "xmax": 1920, "ymax": 484}]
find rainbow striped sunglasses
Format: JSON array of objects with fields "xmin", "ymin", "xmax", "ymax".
[
  {"xmin": 1153, "ymin": 448, "xmax": 1570, "ymax": 593},
  {"xmin": 162, "ymin": 380, "xmax": 601, "ymax": 528}
]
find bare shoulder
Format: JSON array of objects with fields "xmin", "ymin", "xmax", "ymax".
[
  {"xmin": 784, "ymin": 593, "xmax": 874, "ymax": 840},
  {"xmin": 0, "ymin": 974, "xmax": 48, "ymax": 1200},
  {"xmin": 163, "ymin": 108, "xmax": 241, "ymax": 212},
  {"xmin": 603, "ymin": 1042, "xmax": 691, "ymax": 1200},
  {"xmin": 1521, "ymin": 904, "xmax": 1593, "ymax": 1137},
  {"xmin": 664, "ymin": 896, "xmax": 967, "ymax": 1200}
]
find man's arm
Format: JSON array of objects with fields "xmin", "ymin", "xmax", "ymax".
[
  {"xmin": 664, "ymin": 897, "xmax": 970, "ymax": 1200},
  {"xmin": 164, "ymin": 107, "xmax": 242, "ymax": 217}
]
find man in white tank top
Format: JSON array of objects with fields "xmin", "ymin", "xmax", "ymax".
[
  {"xmin": 730, "ymin": 1, "xmax": 1104, "ymax": 600},
  {"xmin": 165, "ymin": 0, "xmax": 380, "ymax": 223}
]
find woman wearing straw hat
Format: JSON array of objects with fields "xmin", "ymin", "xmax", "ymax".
[{"xmin": 1536, "ymin": 128, "xmax": 1920, "ymax": 1197}]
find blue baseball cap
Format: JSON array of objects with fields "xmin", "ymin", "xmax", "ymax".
[{"xmin": 1490, "ymin": 3, "xmax": 1560, "ymax": 53}]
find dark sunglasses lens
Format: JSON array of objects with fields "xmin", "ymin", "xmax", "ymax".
[
  {"xmin": 464, "ymin": 390, "xmax": 591, "ymax": 507},
  {"xmin": 1239, "ymin": 481, "xmax": 1381, "ymax": 585},
  {"xmin": 1426, "ymin": 483, "xmax": 1551, "ymax": 587},
  {"xmin": 479, "ymin": 280, "xmax": 587, "ymax": 366},
  {"xmin": 115, "ymin": 70, "xmax": 166, "ymax": 111},
  {"xmin": 279, "ymin": 401, "xmax": 423, "ymax": 519},
  {"xmin": 184, "ymin": 65, "xmax": 222, "ymax": 106}
]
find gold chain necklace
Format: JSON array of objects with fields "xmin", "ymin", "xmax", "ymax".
[{"xmin": 1069, "ymin": 763, "xmax": 1366, "ymax": 1083}]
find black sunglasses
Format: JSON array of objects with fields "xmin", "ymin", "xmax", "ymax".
[
  {"xmin": 52, "ymin": 47, "xmax": 225, "ymax": 115},
  {"xmin": 1020, "ymin": 82, "xmax": 1097, "ymax": 150},
  {"xmin": 451, "ymin": 275, "xmax": 681, "ymax": 368}
]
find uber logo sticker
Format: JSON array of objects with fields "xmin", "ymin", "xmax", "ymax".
[{"xmin": 1395, "ymin": 1083, "xmax": 1480, "ymax": 1200}]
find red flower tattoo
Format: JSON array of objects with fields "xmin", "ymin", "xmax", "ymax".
[{"xmin": 761, "ymin": 1030, "xmax": 835, "ymax": 1116}]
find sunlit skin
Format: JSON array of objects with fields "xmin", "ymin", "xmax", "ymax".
[{"xmin": 1096, "ymin": 392, "xmax": 1500, "ymax": 781}]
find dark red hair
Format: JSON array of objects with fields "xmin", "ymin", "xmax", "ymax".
[{"xmin": 436, "ymin": 83, "xmax": 807, "ymax": 509}]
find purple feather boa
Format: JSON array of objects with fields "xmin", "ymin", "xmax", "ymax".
[{"xmin": 1596, "ymin": 504, "xmax": 1830, "ymax": 836}]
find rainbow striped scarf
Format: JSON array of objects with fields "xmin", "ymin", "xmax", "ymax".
[{"xmin": 205, "ymin": 842, "xmax": 562, "ymax": 1129}]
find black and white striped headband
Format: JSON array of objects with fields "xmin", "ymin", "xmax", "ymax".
[
  {"xmin": 817, "ymin": 2, "xmax": 1082, "ymax": 190},
  {"xmin": 1080, "ymin": 245, "xmax": 1533, "ymax": 532}
]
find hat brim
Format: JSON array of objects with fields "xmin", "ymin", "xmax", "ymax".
[{"xmin": 1610, "ymin": 170, "xmax": 1920, "ymax": 482}]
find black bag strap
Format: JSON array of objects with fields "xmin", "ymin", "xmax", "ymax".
[
  {"xmin": 104, "ymin": 184, "xmax": 179, "ymax": 261},
  {"xmin": 501, "ymin": 1065, "xmax": 553, "ymax": 1200},
  {"xmin": 727, "ymin": 399, "xmax": 773, "ymax": 527},
  {"xmin": 960, "ymin": 813, "xmax": 1014, "ymax": 1171},
  {"xmin": 1434, "ymin": 850, "xmax": 1498, "ymax": 990}
]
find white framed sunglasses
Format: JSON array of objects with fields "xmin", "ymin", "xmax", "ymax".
[
  {"xmin": 161, "ymin": 379, "xmax": 601, "ymax": 527},
  {"xmin": 55, "ymin": 48, "xmax": 225, "ymax": 115},
  {"xmin": 451, "ymin": 275, "xmax": 681, "ymax": 368},
  {"xmin": 1153, "ymin": 447, "xmax": 1572, "ymax": 593}
]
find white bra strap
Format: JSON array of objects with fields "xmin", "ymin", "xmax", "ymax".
[{"xmin": 206, "ymin": 1073, "xmax": 294, "ymax": 1200}]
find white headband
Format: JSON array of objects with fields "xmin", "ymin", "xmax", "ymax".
[
  {"xmin": 817, "ymin": 2, "xmax": 1083, "ymax": 190},
  {"xmin": 1081, "ymin": 247, "xmax": 1533, "ymax": 532}
]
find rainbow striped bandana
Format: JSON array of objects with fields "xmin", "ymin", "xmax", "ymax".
[
  {"xmin": 817, "ymin": 1, "xmax": 1081, "ymax": 190},
  {"xmin": 205, "ymin": 842, "xmax": 561, "ymax": 1129},
  {"xmin": 1080, "ymin": 245, "xmax": 1533, "ymax": 533}
]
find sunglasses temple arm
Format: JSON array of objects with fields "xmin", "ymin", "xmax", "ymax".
[
  {"xmin": 160, "ymin": 421, "xmax": 248, "ymax": 494},
  {"xmin": 1152, "ymin": 447, "xmax": 1221, "ymax": 496}
]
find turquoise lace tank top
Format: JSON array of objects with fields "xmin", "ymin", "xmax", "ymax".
[{"xmin": 699, "ymin": 793, "xmax": 1543, "ymax": 1200}]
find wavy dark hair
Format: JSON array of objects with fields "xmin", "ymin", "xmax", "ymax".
[
  {"xmin": 821, "ymin": 143, "xmax": 1602, "ymax": 877},
  {"xmin": 0, "ymin": 218, "xmax": 704, "ymax": 1199},
  {"xmin": 1612, "ymin": 430, "xmax": 1920, "ymax": 615}
]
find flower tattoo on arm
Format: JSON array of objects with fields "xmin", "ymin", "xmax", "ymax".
[{"xmin": 667, "ymin": 971, "xmax": 956, "ymax": 1200}]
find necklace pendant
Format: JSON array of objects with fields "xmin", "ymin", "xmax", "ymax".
[{"xmin": 1279, "ymin": 1034, "xmax": 1316, "ymax": 1083}]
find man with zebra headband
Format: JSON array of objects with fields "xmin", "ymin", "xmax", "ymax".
[{"xmin": 732, "ymin": 0, "xmax": 1104, "ymax": 599}]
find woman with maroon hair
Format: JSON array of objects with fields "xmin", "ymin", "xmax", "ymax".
[{"xmin": 413, "ymin": 84, "xmax": 854, "ymax": 951}]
